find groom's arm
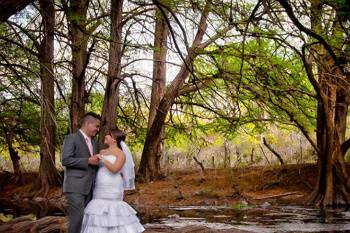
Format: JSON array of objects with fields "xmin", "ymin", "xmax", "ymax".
[{"xmin": 61, "ymin": 135, "xmax": 89, "ymax": 170}]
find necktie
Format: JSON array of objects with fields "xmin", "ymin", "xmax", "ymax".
[{"xmin": 86, "ymin": 137, "xmax": 93, "ymax": 156}]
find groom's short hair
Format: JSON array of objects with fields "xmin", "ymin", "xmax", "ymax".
[{"xmin": 82, "ymin": 112, "xmax": 101, "ymax": 126}]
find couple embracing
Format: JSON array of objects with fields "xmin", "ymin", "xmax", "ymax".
[{"xmin": 61, "ymin": 112, "xmax": 145, "ymax": 233}]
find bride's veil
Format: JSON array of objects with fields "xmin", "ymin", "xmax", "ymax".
[{"xmin": 120, "ymin": 141, "xmax": 136, "ymax": 190}]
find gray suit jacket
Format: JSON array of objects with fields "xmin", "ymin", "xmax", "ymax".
[{"xmin": 61, "ymin": 131, "xmax": 99, "ymax": 195}]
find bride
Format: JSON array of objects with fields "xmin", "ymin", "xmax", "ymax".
[{"xmin": 81, "ymin": 128, "xmax": 145, "ymax": 233}]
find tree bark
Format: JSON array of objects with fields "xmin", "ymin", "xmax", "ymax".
[
  {"xmin": 138, "ymin": 2, "xmax": 211, "ymax": 182},
  {"xmin": 250, "ymin": 148, "xmax": 254, "ymax": 164},
  {"xmin": 306, "ymin": 60, "xmax": 350, "ymax": 206},
  {"xmin": 138, "ymin": 6, "xmax": 168, "ymax": 179},
  {"xmin": 37, "ymin": 0, "xmax": 61, "ymax": 195},
  {"xmin": 148, "ymin": 7, "xmax": 168, "ymax": 130},
  {"xmin": 301, "ymin": 1, "xmax": 350, "ymax": 207},
  {"xmin": 99, "ymin": 0, "xmax": 123, "ymax": 144},
  {"xmin": 4, "ymin": 130, "xmax": 22, "ymax": 183},
  {"xmin": 66, "ymin": 0, "xmax": 90, "ymax": 133},
  {"xmin": 224, "ymin": 140, "xmax": 229, "ymax": 167}
]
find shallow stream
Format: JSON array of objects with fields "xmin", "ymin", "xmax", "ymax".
[{"xmin": 1, "ymin": 198, "xmax": 350, "ymax": 232}]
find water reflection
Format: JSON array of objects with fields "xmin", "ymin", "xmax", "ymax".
[
  {"xmin": 139, "ymin": 205, "xmax": 350, "ymax": 232},
  {"xmin": 2, "ymin": 199, "xmax": 350, "ymax": 232}
]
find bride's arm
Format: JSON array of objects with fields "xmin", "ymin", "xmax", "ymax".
[{"xmin": 99, "ymin": 151, "xmax": 126, "ymax": 174}]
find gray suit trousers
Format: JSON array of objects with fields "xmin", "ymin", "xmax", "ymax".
[
  {"xmin": 61, "ymin": 131, "xmax": 98, "ymax": 233},
  {"xmin": 65, "ymin": 192, "xmax": 92, "ymax": 233}
]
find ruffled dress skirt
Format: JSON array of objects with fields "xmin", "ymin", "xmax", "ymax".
[{"xmin": 81, "ymin": 156, "xmax": 144, "ymax": 233}]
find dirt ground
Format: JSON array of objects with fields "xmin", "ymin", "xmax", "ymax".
[
  {"xmin": 123, "ymin": 164, "xmax": 316, "ymax": 207},
  {"xmin": 0, "ymin": 163, "xmax": 317, "ymax": 206}
]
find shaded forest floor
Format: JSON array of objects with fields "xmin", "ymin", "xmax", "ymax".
[
  {"xmin": 0, "ymin": 163, "xmax": 320, "ymax": 232},
  {"xmin": 1, "ymin": 163, "xmax": 316, "ymax": 205},
  {"xmin": 0, "ymin": 164, "xmax": 317, "ymax": 206},
  {"xmin": 125, "ymin": 163, "xmax": 315, "ymax": 207}
]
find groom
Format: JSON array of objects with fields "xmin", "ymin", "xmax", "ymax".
[{"xmin": 61, "ymin": 112, "xmax": 101, "ymax": 233}]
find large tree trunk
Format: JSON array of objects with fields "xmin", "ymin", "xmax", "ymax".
[
  {"xmin": 303, "ymin": 1, "xmax": 350, "ymax": 207},
  {"xmin": 148, "ymin": 8, "xmax": 168, "ymax": 130},
  {"xmin": 307, "ymin": 83, "xmax": 350, "ymax": 206},
  {"xmin": 138, "ymin": 2, "xmax": 211, "ymax": 182},
  {"xmin": 66, "ymin": 0, "xmax": 90, "ymax": 133},
  {"xmin": 4, "ymin": 130, "xmax": 22, "ymax": 183},
  {"xmin": 138, "ymin": 7, "xmax": 168, "ymax": 179},
  {"xmin": 37, "ymin": 0, "xmax": 61, "ymax": 196},
  {"xmin": 100, "ymin": 0, "xmax": 123, "ymax": 144}
]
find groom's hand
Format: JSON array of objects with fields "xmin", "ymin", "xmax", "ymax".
[
  {"xmin": 96, "ymin": 154, "xmax": 104, "ymax": 160},
  {"xmin": 88, "ymin": 155, "xmax": 99, "ymax": 166}
]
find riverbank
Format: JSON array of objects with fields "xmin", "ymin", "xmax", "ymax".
[
  {"xmin": 1, "ymin": 163, "xmax": 315, "ymax": 205},
  {"xmin": 0, "ymin": 164, "xmax": 318, "ymax": 232}
]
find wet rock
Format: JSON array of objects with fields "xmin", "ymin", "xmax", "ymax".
[
  {"xmin": 260, "ymin": 202, "xmax": 271, "ymax": 208},
  {"xmin": 167, "ymin": 214, "xmax": 180, "ymax": 219}
]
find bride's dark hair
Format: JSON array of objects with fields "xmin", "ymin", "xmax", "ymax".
[{"xmin": 109, "ymin": 128, "xmax": 126, "ymax": 149}]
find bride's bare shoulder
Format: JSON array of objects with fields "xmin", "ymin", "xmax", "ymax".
[
  {"xmin": 99, "ymin": 149, "xmax": 108, "ymax": 155},
  {"xmin": 111, "ymin": 147, "xmax": 124, "ymax": 157}
]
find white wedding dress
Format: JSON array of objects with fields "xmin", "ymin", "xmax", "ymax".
[{"xmin": 81, "ymin": 155, "xmax": 145, "ymax": 233}]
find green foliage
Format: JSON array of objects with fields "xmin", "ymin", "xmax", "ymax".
[
  {"xmin": 0, "ymin": 18, "xmax": 43, "ymax": 164},
  {"xmin": 55, "ymin": 99, "xmax": 70, "ymax": 145},
  {"xmin": 0, "ymin": 99, "xmax": 41, "ymax": 152},
  {"xmin": 86, "ymin": 92, "xmax": 103, "ymax": 115},
  {"xmin": 179, "ymin": 39, "xmax": 316, "ymax": 146}
]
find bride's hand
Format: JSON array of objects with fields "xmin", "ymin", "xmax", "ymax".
[{"xmin": 96, "ymin": 154, "xmax": 104, "ymax": 160}]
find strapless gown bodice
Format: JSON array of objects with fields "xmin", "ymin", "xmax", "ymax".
[
  {"xmin": 81, "ymin": 155, "xmax": 144, "ymax": 233},
  {"xmin": 93, "ymin": 155, "xmax": 124, "ymax": 200}
]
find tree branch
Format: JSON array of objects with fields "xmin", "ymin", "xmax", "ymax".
[
  {"xmin": 275, "ymin": 0, "xmax": 340, "ymax": 70},
  {"xmin": 263, "ymin": 137, "xmax": 284, "ymax": 165}
]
